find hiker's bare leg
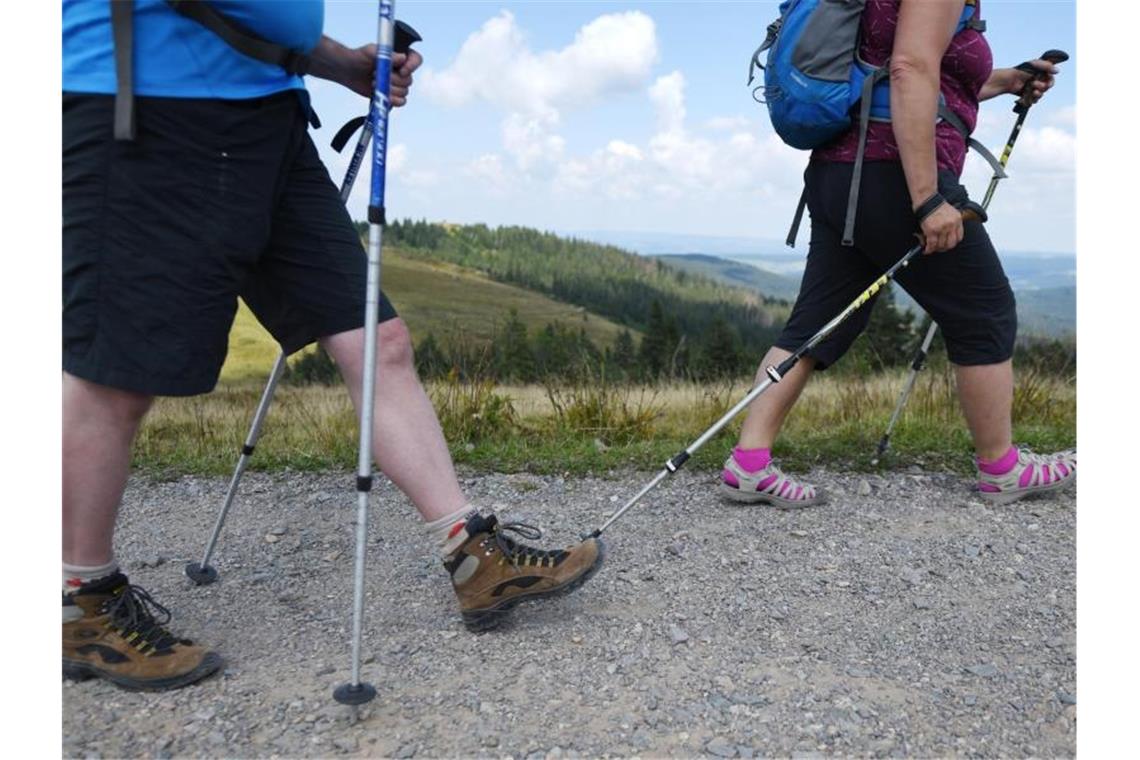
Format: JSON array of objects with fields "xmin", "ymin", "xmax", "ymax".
[
  {"xmin": 322, "ymin": 319, "xmax": 467, "ymax": 522},
  {"xmin": 955, "ymin": 360, "xmax": 1014, "ymax": 461},
  {"xmin": 63, "ymin": 373, "xmax": 153, "ymax": 566},
  {"xmin": 737, "ymin": 347, "xmax": 817, "ymax": 449}
]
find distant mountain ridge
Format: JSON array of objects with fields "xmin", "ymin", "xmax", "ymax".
[{"xmin": 651, "ymin": 250, "xmax": 1074, "ymax": 338}]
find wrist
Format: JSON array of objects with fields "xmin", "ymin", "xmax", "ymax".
[{"xmin": 913, "ymin": 192, "xmax": 947, "ymax": 223}]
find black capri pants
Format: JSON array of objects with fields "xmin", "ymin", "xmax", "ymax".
[{"xmin": 776, "ymin": 160, "xmax": 1017, "ymax": 369}]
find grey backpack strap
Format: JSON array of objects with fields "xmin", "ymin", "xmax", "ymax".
[
  {"xmin": 785, "ymin": 186, "xmax": 808, "ymax": 247},
  {"xmin": 165, "ymin": 0, "xmax": 311, "ymax": 75},
  {"xmin": 937, "ymin": 104, "xmax": 1007, "ymax": 179},
  {"xmin": 843, "ymin": 67, "xmax": 886, "ymax": 246},
  {"xmin": 111, "ymin": 0, "xmax": 136, "ymax": 141}
]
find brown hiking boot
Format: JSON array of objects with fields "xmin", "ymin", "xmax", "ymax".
[
  {"xmin": 63, "ymin": 572, "xmax": 223, "ymax": 691},
  {"xmin": 444, "ymin": 514, "xmax": 605, "ymax": 632}
]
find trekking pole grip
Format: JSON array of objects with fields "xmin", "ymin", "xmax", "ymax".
[{"xmin": 1013, "ymin": 49, "xmax": 1068, "ymax": 114}]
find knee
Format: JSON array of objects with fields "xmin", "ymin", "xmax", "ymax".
[
  {"xmin": 65, "ymin": 374, "xmax": 153, "ymax": 426},
  {"xmin": 377, "ymin": 319, "xmax": 415, "ymax": 372}
]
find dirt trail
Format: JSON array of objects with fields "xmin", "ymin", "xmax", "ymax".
[{"xmin": 63, "ymin": 468, "xmax": 1076, "ymax": 758}]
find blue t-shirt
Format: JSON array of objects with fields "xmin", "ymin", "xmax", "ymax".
[{"xmin": 63, "ymin": 0, "xmax": 324, "ymax": 99}]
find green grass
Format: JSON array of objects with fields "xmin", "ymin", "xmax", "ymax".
[
  {"xmin": 134, "ymin": 368, "xmax": 1075, "ymax": 478},
  {"xmin": 220, "ymin": 248, "xmax": 638, "ymax": 383}
]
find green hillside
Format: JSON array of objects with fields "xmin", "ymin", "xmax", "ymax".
[
  {"xmin": 651, "ymin": 253, "xmax": 801, "ymax": 302},
  {"xmin": 385, "ymin": 220, "xmax": 790, "ymax": 354},
  {"xmin": 221, "ymin": 248, "xmax": 637, "ymax": 383}
]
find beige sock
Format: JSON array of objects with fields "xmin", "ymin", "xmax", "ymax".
[
  {"xmin": 63, "ymin": 558, "xmax": 119, "ymax": 594},
  {"xmin": 425, "ymin": 505, "xmax": 477, "ymax": 556}
]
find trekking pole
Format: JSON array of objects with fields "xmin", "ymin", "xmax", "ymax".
[
  {"xmin": 184, "ymin": 21, "xmax": 420, "ymax": 587},
  {"xmin": 871, "ymin": 48, "xmax": 1069, "ymax": 464},
  {"xmin": 334, "ymin": 0, "xmax": 399, "ymax": 716},
  {"xmin": 584, "ymin": 205, "xmax": 987, "ymax": 539},
  {"xmin": 871, "ymin": 317, "xmax": 937, "ymax": 465}
]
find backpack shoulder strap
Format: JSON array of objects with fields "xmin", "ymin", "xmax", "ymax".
[
  {"xmin": 165, "ymin": 0, "xmax": 311, "ymax": 75},
  {"xmin": 937, "ymin": 105, "xmax": 1007, "ymax": 179},
  {"xmin": 111, "ymin": 0, "xmax": 136, "ymax": 141}
]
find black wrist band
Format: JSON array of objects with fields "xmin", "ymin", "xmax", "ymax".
[{"xmin": 914, "ymin": 192, "xmax": 946, "ymax": 223}]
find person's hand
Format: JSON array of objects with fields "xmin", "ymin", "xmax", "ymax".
[
  {"xmin": 338, "ymin": 44, "xmax": 423, "ymax": 107},
  {"xmin": 919, "ymin": 202, "xmax": 963, "ymax": 254},
  {"xmin": 1009, "ymin": 58, "xmax": 1057, "ymax": 106}
]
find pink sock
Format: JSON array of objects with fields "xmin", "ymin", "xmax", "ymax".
[
  {"xmin": 732, "ymin": 446, "xmax": 772, "ymax": 473},
  {"xmin": 977, "ymin": 446, "xmax": 1018, "ymax": 475}
]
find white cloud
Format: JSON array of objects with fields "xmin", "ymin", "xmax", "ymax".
[
  {"xmin": 552, "ymin": 71, "xmax": 804, "ymax": 204},
  {"xmin": 420, "ymin": 11, "xmax": 658, "ymax": 173},
  {"xmin": 649, "ymin": 71, "xmax": 686, "ymax": 134},
  {"xmin": 420, "ymin": 10, "xmax": 658, "ymax": 118}
]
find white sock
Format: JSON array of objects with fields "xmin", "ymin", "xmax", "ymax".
[
  {"xmin": 425, "ymin": 504, "xmax": 477, "ymax": 556},
  {"xmin": 63, "ymin": 557, "xmax": 119, "ymax": 594}
]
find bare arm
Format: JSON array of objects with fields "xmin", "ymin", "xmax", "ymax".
[
  {"xmin": 307, "ymin": 35, "xmax": 422, "ymax": 106},
  {"xmin": 979, "ymin": 61, "xmax": 1057, "ymax": 102}
]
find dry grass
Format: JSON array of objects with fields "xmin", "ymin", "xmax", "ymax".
[{"xmin": 134, "ymin": 367, "xmax": 1075, "ymax": 477}]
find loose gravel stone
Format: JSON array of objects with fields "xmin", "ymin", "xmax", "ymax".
[{"xmin": 61, "ymin": 468, "xmax": 1075, "ymax": 758}]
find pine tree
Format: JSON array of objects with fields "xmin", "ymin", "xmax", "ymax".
[
  {"xmin": 492, "ymin": 309, "xmax": 535, "ymax": 381},
  {"xmin": 638, "ymin": 300, "xmax": 670, "ymax": 378},
  {"xmin": 860, "ymin": 285, "xmax": 917, "ymax": 369},
  {"xmin": 612, "ymin": 330, "xmax": 638, "ymax": 379},
  {"xmin": 701, "ymin": 316, "xmax": 742, "ymax": 379}
]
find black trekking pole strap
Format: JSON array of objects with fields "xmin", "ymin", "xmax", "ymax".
[
  {"xmin": 328, "ymin": 21, "xmax": 422, "ymax": 156},
  {"xmin": 166, "ymin": 0, "xmax": 311, "ymax": 75},
  {"xmin": 111, "ymin": 0, "xmax": 136, "ymax": 141}
]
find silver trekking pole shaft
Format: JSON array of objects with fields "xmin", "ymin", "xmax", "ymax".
[
  {"xmin": 335, "ymin": 0, "xmax": 407, "ymax": 716},
  {"xmin": 183, "ymin": 116, "xmax": 375, "ymax": 587},
  {"xmin": 584, "ymin": 206, "xmax": 990, "ymax": 538},
  {"xmin": 872, "ymin": 317, "xmax": 938, "ymax": 463}
]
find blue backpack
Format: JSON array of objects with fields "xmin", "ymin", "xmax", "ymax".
[{"xmin": 748, "ymin": 0, "xmax": 1004, "ymax": 246}]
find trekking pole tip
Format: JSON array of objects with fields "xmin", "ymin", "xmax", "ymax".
[
  {"xmin": 184, "ymin": 562, "xmax": 219, "ymax": 586},
  {"xmin": 333, "ymin": 682, "xmax": 377, "ymax": 707}
]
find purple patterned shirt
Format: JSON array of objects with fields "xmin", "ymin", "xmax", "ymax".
[{"xmin": 814, "ymin": 0, "xmax": 993, "ymax": 176}]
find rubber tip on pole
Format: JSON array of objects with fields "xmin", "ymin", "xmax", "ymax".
[
  {"xmin": 580, "ymin": 529, "xmax": 602, "ymax": 541},
  {"xmin": 333, "ymin": 682, "xmax": 377, "ymax": 706},
  {"xmin": 875, "ymin": 436, "xmax": 890, "ymax": 458},
  {"xmin": 184, "ymin": 562, "xmax": 219, "ymax": 586}
]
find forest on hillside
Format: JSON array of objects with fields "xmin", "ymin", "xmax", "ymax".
[{"xmin": 312, "ymin": 220, "xmax": 1075, "ymax": 386}]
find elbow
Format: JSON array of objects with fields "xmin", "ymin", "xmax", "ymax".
[{"xmin": 889, "ymin": 54, "xmax": 937, "ymax": 86}]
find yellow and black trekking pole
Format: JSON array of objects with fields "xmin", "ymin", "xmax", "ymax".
[
  {"xmin": 873, "ymin": 48, "xmax": 1069, "ymax": 464},
  {"xmin": 585, "ymin": 206, "xmax": 986, "ymax": 539}
]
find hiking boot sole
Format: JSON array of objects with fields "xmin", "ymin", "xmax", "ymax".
[
  {"xmin": 977, "ymin": 473, "xmax": 1076, "ymax": 506},
  {"xmin": 461, "ymin": 538, "xmax": 607, "ymax": 633},
  {"xmin": 63, "ymin": 651, "xmax": 224, "ymax": 692},
  {"xmin": 719, "ymin": 481, "xmax": 825, "ymax": 509}
]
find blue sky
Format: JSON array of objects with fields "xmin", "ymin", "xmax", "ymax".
[{"xmin": 311, "ymin": 1, "xmax": 1076, "ymax": 254}]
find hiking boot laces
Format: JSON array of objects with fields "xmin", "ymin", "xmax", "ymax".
[
  {"xmin": 486, "ymin": 521, "xmax": 566, "ymax": 569},
  {"xmin": 100, "ymin": 583, "xmax": 183, "ymax": 655}
]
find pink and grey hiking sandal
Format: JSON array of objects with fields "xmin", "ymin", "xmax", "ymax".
[
  {"xmin": 976, "ymin": 447, "xmax": 1076, "ymax": 505},
  {"xmin": 720, "ymin": 456, "xmax": 824, "ymax": 508}
]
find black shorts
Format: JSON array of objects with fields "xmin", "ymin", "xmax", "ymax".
[
  {"xmin": 63, "ymin": 92, "xmax": 397, "ymax": 397},
  {"xmin": 776, "ymin": 160, "xmax": 1017, "ymax": 369}
]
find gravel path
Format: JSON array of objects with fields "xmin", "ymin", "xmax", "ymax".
[{"xmin": 63, "ymin": 467, "xmax": 1076, "ymax": 758}]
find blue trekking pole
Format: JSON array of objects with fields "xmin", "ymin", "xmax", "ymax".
[{"xmin": 334, "ymin": 0, "xmax": 399, "ymax": 716}]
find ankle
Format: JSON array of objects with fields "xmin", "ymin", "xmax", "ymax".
[
  {"xmin": 425, "ymin": 505, "xmax": 478, "ymax": 557},
  {"xmin": 976, "ymin": 445, "xmax": 1018, "ymax": 475},
  {"xmin": 732, "ymin": 446, "xmax": 772, "ymax": 472},
  {"xmin": 63, "ymin": 557, "xmax": 120, "ymax": 593}
]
